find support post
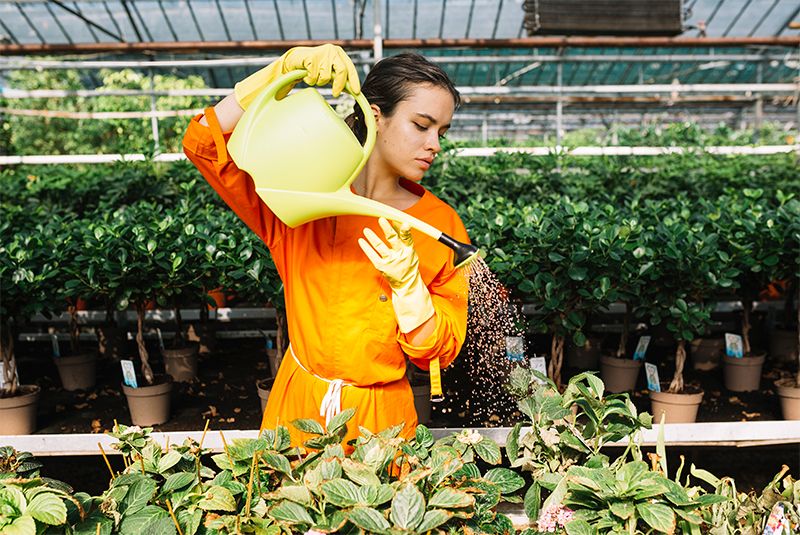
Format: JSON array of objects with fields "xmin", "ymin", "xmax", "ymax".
[
  {"xmin": 148, "ymin": 69, "xmax": 160, "ymax": 153},
  {"xmin": 373, "ymin": 0, "xmax": 383, "ymax": 62}
]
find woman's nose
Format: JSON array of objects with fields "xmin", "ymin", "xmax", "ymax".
[{"xmin": 426, "ymin": 132, "xmax": 441, "ymax": 154}]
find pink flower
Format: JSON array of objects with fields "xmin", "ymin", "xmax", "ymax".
[{"xmin": 536, "ymin": 503, "xmax": 574, "ymax": 532}]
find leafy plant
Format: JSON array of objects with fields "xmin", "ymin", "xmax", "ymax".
[{"xmin": 505, "ymin": 370, "xmax": 652, "ymax": 522}]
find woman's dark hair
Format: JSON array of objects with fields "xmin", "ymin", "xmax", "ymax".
[{"xmin": 346, "ymin": 52, "xmax": 460, "ymax": 143}]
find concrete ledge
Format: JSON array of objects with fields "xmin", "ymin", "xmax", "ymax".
[{"xmin": 2, "ymin": 421, "xmax": 799, "ymax": 456}]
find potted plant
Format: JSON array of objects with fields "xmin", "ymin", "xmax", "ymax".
[
  {"xmin": 598, "ymin": 213, "xmax": 647, "ymax": 393},
  {"xmin": 714, "ymin": 189, "xmax": 785, "ymax": 391},
  {"xmin": 111, "ymin": 201, "xmax": 176, "ymax": 426},
  {"xmin": 52, "ymin": 215, "xmax": 98, "ymax": 391},
  {"xmin": 638, "ymin": 201, "xmax": 732, "ymax": 423},
  {"xmin": 770, "ymin": 196, "xmax": 800, "ymax": 417},
  {"xmin": 0, "ymin": 211, "xmax": 62, "ymax": 434}
]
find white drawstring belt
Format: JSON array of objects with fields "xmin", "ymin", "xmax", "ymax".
[{"xmin": 289, "ymin": 344, "xmax": 352, "ymax": 426}]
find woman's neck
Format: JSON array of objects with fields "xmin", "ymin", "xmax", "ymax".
[{"xmin": 352, "ymin": 160, "xmax": 418, "ymax": 210}]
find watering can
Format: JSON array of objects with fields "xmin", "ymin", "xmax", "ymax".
[{"xmin": 226, "ymin": 69, "xmax": 479, "ymax": 268}]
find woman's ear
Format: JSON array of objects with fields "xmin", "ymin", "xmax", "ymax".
[{"xmin": 370, "ymin": 103, "xmax": 381, "ymax": 123}]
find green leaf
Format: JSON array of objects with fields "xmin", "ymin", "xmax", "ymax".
[
  {"xmin": 156, "ymin": 450, "xmax": 182, "ymax": 472},
  {"xmin": 472, "ymin": 438, "xmax": 502, "ymax": 465},
  {"xmin": 121, "ymin": 477, "xmax": 157, "ymax": 515},
  {"xmin": 428, "ymin": 488, "xmax": 474, "ymax": 509},
  {"xmin": 326, "ymin": 407, "xmax": 356, "ymax": 436},
  {"xmin": 609, "ymin": 501, "xmax": 635, "ymax": 520},
  {"xmin": 565, "ymin": 519, "xmax": 594, "ymax": 535},
  {"xmin": 198, "ymin": 485, "xmax": 237, "ymax": 512},
  {"xmin": 119, "ymin": 505, "xmax": 176, "ymax": 535},
  {"xmin": 263, "ymin": 452, "xmax": 293, "ymax": 477},
  {"xmin": 568, "ymin": 266, "xmax": 588, "ymax": 281},
  {"xmin": 415, "ymin": 425, "xmax": 434, "ymax": 449},
  {"xmin": 25, "ymin": 491, "xmax": 67, "ymax": 525},
  {"xmin": 524, "ymin": 482, "xmax": 541, "ymax": 521},
  {"xmin": 389, "ymin": 483, "xmax": 425, "ymax": 530},
  {"xmin": 321, "ymin": 478, "xmax": 361, "ymax": 507},
  {"xmin": 161, "ymin": 472, "xmax": 196, "ymax": 494},
  {"xmin": 277, "ymin": 485, "xmax": 313, "ymax": 506},
  {"xmin": 357, "ymin": 484, "xmax": 394, "ymax": 507},
  {"xmin": 417, "ymin": 509, "xmax": 453, "ymax": 532},
  {"xmin": 0, "ymin": 515, "xmax": 36, "ymax": 535},
  {"xmin": 636, "ymin": 502, "xmax": 676, "ymax": 533},
  {"xmin": 341, "ymin": 459, "xmax": 380, "ymax": 486},
  {"xmin": 291, "ymin": 418, "xmax": 325, "ymax": 435},
  {"xmin": 483, "ymin": 467, "xmax": 526, "ymax": 494},
  {"xmin": 269, "ymin": 500, "xmax": 314, "ymax": 525},
  {"xmin": 348, "ymin": 506, "xmax": 390, "ymax": 533}
]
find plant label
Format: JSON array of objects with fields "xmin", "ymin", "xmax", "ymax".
[
  {"xmin": 633, "ymin": 336, "xmax": 651, "ymax": 361},
  {"xmin": 725, "ymin": 333, "xmax": 744, "ymax": 358},
  {"xmin": 50, "ymin": 333, "xmax": 61, "ymax": 358},
  {"xmin": 645, "ymin": 363, "xmax": 661, "ymax": 392},
  {"xmin": 121, "ymin": 360, "xmax": 138, "ymax": 388},
  {"xmin": 156, "ymin": 328, "xmax": 165, "ymax": 351},
  {"xmin": 529, "ymin": 356, "xmax": 548, "ymax": 384},
  {"xmin": 763, "ymin": 503, "xmax": 790, "ymax": 535},
  {"xmin": 506, "ymin": 336, "xmax": 525, "ymax": 362}
]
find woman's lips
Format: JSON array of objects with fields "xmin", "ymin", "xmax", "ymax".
[{"xmin": 416, "ymin": 159, "xmax": 431, "ymax": 170}]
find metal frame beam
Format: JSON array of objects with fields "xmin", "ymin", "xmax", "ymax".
[{"xmin": 4, "ymin": 36, "xmax": 799, "ymax": 55}]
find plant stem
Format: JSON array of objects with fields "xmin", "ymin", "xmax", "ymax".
[
  {"xmin": 68, "ymin": 304, "xmax": 80, "ymax": 355},
  {"xmin": 795, "ymin": 282, "xmax": 800, "ymax": 386},
  {"xmin": 173, "ymin": 296, "xmax": 185, "ymax": 349},
  {"xmin": 616, "ymin": 303, "xmax": 630, "ymax": 358},
  {"xmin": 548, "ymin": 334, "xmax": 565, "ymax": 389},
  {"xmin": 742, "ymin": 300, "xmax": 752, "ymax": 356},
  {"xmin": 135, "ymin": 302, "xmax": 154, "ymax": 385},
  {"xmin": 276, "ymin": 308, "xmax": 287, "ymax": 358},
  {"xmin": 1, "ymin": 321, "xmax": 18, "ymax": 396},
  {"xmin": 165, "ymin": 499, "xmax": 184, "ymax": 535},
  {"xmin": 668, "ymin": 340, "xmax": 686, "ymax": 393}
]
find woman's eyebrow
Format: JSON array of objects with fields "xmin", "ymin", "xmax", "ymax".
[{"xmin": 415, "ymin": 112, "xmax": 450, "ymax": 129}]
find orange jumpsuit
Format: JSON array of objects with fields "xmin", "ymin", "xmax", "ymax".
[{"xmin": 183, "ymin": 107, "xmax": 469, "ymax": 445}]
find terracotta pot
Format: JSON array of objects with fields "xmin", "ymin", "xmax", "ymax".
[
  {"xmin": 0, "ymin": 385, "xmax": 40, "ymax": 435},
  {"xmin": 187, "ymin": 323, "xmax": 216, "ymax": 354},
  {"xmin": 53, "ymin": 352, "xmax": 97, "ymax": 391},
  {"xmin": 162, "ymin": 343, "xmax": 199, "ymax": 382},
  {"xmin": 207, "ymin": 288, "xmax": 226, "ymax": 310},
  {"xmin": 566, "ymin": 337, "xmax": 601, "ymax": 370},
  {"xmin": 649, "ymin": 388, "xmax": 704, "ymax": 424},
  {"xmin": 776, "ymin": 378, "xmax": 800, "ymax": 420},
  {"xmin": 266, "ymin": 348, "xmax": 283, "ymax": 378},
  {"xmin": 256, "ymin": 377, "xmax": 274, "ymax": 413},
  {"xmin": 96, "ymin": 325, "xmax": 126, "ymax": 360},
  {"xmin": 122, "ymin": 375, "xmax": 172, "ymax": 426},
  {"xmin": 723, "ymin": 353, "xmax": 765, "ymax": 392},
  {"xmin": 770, "ymin": 329, "xmax": 799, "ymax": 365},
  {"xmin": 690, "ymin": 337, "xmax": 724, "ymax": 371},
  {"xmin": 600, "ymin": 356, "xmax": 642, "ymax": 393}
]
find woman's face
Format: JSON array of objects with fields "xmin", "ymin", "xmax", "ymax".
[{"xmin": 372, "ymin": 83, "xmax": 455, "ymax": 182}]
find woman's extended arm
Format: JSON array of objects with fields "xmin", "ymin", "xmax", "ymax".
[{"xmin": 199, "ymin": 92, "xmax": 243, "ymax": 131}]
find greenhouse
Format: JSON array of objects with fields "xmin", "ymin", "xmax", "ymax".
[{"xmin": 1, "ymin": 0, "xmax": 800, "ymax": 533}]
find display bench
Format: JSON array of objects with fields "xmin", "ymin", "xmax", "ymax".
[{"xmin": 3, "ymin": 421, "xmax": 800, "ymax": 457}]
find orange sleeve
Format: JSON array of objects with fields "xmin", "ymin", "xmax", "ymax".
[
  {"xmin": 398, "ymin": 217, "xmax": 470, "ymax": 371},
  {"xmin": 182, "ymin": 107, "xmax": 288, "ymax": 250}
]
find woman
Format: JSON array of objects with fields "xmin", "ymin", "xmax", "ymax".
[{"xmin": 183, "ymin": 44, "xmax": 470, "ymax": 445}]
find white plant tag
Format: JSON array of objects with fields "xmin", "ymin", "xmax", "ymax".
[
  {"xmin": 633, "ymin": 336, "xmax": 650, "ymax": 361},
  {"xmin": 725, "ymin": 333, "xmax": 744, "ymax": 358},
  {"xmin": 506, "ymin": 336, "xmax": 525, "ymax": 362},
  {"xmin": 121, "ymin": 360, "xmax": 138, "ymax": 388},
  {"xmin": 156, "ymin": 327, "xmax": 165, "ymax": 351},
  {"xmin": 645, "ymin": 363, "xmax": 661, "ymax": 392},
  {"xmin": 50, "ymin": 334, "xmax": 61, "ymax": 358},
  {"xmin": 529, "ymin": 356, "xmax": 548, "ymax": 384}
]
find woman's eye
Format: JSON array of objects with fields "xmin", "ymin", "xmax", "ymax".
[
  {"xmin": 439, "ymin": 132, "xmax": 448, "ymax": 140},
  {"xmin": 413, "ymin": 122, "xmax": 427, "ymax": 131}
]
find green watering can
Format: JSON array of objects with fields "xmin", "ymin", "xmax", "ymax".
[{"xmin": 226, "ymin": 70, "xmax": 479, "ymax": 268}]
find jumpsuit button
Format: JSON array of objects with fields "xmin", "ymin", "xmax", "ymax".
[{"xmin": 379, "ymin": 294, "xmax": 388, "ymax": 302}]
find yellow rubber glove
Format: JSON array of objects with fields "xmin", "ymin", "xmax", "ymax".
[
  {"xmin": 358, "ymin": 218, "xmax": 435, "ymax": 334},
  {"xmin": 234, "ymin": 43, "xmax": 360, "ymax": 109}
]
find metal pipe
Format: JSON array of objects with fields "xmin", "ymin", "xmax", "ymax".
[{"xmin": 3, "ymin": 36, "xmax": 800, "ymax": 55}]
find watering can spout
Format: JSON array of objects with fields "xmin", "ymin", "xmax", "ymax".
[{"xmin": 227, "ymin": 69, "xmax": 480, "ymax": 268}]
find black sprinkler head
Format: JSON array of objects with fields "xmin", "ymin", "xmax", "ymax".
[{"xmin": 438, "ymin": 233, "xmax": 481, "ymax": 269}]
